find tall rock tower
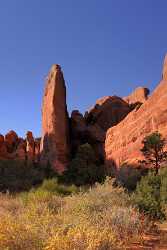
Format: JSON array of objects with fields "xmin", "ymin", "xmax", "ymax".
[{"xmin": 40, "ymin": 64, "xmax": 70, "ymax": 173}]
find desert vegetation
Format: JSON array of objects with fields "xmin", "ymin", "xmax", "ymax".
[
  {"xmin": 0, "ymin": 132, "xmax": 167, "ymax": 249},
  {"xmin": 0, "ymin": 178, "xmax": 149, "ymax": 250}
]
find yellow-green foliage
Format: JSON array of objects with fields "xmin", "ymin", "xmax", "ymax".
[
  {"xmin": 0, "ymin": 178, "xmax": 148, "ymax": 250},
  {"xmin": 45, "ymin": 226, "xmax": 117, "ymax": 250}
]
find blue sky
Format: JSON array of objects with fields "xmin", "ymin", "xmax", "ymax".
[{"xmin": 0, "ymin": 0, "xmax": 166, "ymax": 137}]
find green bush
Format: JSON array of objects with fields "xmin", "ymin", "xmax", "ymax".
[
  {"xmin": 0, "ymin": 160, "xmax": 46, "ymax": 192},
  {"xmin": 37, "ymin": 178, "xmax": 78, "ymax": 196},
  {"xmin": 61, "ymin": 143, "xmax": 106, "ymax": 186},
  {"xmin": 116, "ymin": 165, "xmax": 146, "ymax": 191},
  {"xmin": 132, "ymin": 169, "xmax": 167, "ymax": 219}
]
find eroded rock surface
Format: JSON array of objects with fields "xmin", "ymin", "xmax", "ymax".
[
  {"xmin": 5, "ymin": 130, "xmax": 18, "ymax": 153},
  {"xmin": 40, "ymin": 64, "xmax": 70, "ymax": 173},
  {"xmin": 105, "ymin": 55, "xmax": 167, "ymax": 169},
  {"xmin": 163, "ymin": 54, "xmax": 167, "ymax": 81},
  {"xmin": 0, "ymin": 130, "xmax": 40, "ymax": 163},
  {"xmin": 70, "ymin": 96, "xmax": 131, "ymax": 160},
  {"xmin": 124, "ymin": 87, "xmax": 149, "ymax": 105},
  {"xmin": 86, "ymin": 96, "xmax": 131, "ymax": 131}
]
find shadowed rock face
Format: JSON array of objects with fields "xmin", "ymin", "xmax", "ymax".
[
  {"xmin": 70, "ymin": 96, "xmax": 131, "ymax": 160},
  {"xmin": 70, "ymin": 110, "xmax": 87, "ymax": 155},
  {"xmin": 85, "ymin": 96, "xmax": 131, "ymax": 131},
  {"xmin": 40, "ymin": 64, "xmax": 70, "ymax": 173},
  {"xmin": 105, "ymin": 55, "xmax": 167, "ymax": 169}
]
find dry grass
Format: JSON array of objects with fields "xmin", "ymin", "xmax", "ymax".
[{"xmin": 0, "ymin": 178, "xmax": 149, "ymax": 250}]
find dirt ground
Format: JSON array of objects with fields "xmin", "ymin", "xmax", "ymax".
[{"xmin": 127, "ymin": 222, "xmax": 167, "ymax": 250}]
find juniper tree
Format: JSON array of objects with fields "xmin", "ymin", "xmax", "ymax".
[{"xmin": 140, "ymin": 132, "xmax": 167, "ymax": 175}]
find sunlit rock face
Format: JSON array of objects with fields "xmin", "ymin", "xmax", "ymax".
[
  {"xmin": 124, "ymin": 87, "xmax": 149, "ymax": 105},
  {"xmin": 163, "ymin": 54, "xmax": 167, "ymax": 81},
  {"xmin": 0, "ymin": 130, "xmax": 40, "ymax": 163},
  {"xmin": 105, "ymin": 55, "xmax": 167, "ymax": 169},
  {"xmin": 40, "ymin": 64, "xmax": 70, "ymax": 173}
]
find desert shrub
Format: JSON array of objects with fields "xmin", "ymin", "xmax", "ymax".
[
  {"xmin": 0, "ymin": 178, "xmax": 149, "ymax": 250},
  {"xmin": 132, "ymin": 169, "xmax": 167, "ymax": 219},
  {"xmin": 0, "ymin": 193, "xmax": 62, "ymax": 250},
  {"xmin": 45, "ymin": 226, "xmax": 117, "ymax": 250},
  {"xmin": 38, "ymin": 178, "xmax": 78, "ymax": 196},
  {"xmin": 60, "ymin": 178, "xmax": 147, "ymax": 247},
  {"xmin": 61, "ymin": 143, "xmax": 106, "ymax": 186},
  {"xmin": 116, "ymin": 165, "xmax": 146, "ymax": 191},
  {"xmin": 0, "ymin": 159, "xmax": 47, "ymax": 192},
  {"xmin": 160, "ymin": 167, "xmax": 167, "ymax": 205}
]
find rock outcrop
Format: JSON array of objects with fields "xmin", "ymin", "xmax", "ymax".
[
  {"xmin": 1, "ymin": 54, "xmax": 167, "ymax": 175},
  {"xmin": 70, "ymin": 110, "xmax": 87, "ymax": 155},
  {"xmin": 163, "ymin": 54, "xmax": 167, "ymax": 81},
  {"xmin": 105, "ymin": 55, "xmax": 167, "ymax": 169},
  {"xmin": 5, "ymin": 130, "xmax": 18, "ymax": 153},
  {"xmin": 124, "ymin": 87, "xmax": 149, "ymax": 105},
  {"xmin": 40, "ymin": 64, "xmax": 70, "ymax": 173},
  {"xmin": 25, "ymin": 131, "xmax": 40, "ymax": 163},
  {"xmin": 85, "ymin": 96, "xmax": 131, "ymax": 131},
  {"xmin": 0, "ymin": 130, "xmax": 40, "ymax": 163},
  {"xmin": 70, "ymin": 96, "xmax": 131, "ymax": 160},
  {"xmin": 0, "ymin": 134, "xmax": 7, "ymax": 157}
]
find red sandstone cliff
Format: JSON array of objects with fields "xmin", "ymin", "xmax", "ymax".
[{"xmin": 105, "ymin": 55, "xmax": 167, "ymax": 169}]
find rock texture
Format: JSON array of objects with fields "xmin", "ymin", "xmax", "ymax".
[
  {"xmin": 40, "ymin": 64, "xmax": 70, "ymax": 173},
  {"xmin": 0, "ymin": 130, "xmax": 40, "ymax": 163},
  {"xmin": 85, "ymin": 96, "xmax": 131, "ymax": 131},
  {"xmin": 105, "ymin": 55, "xmax": 167, "ymax": 169},
  {"xmin": 26, "ymin": 131, "xmax": 35, "ymax": 162},
  {"xmin": 124, "ymin": 87, "xmax": 149, "ymax": 105},
  {"xmin": 163, "ymin": 54, "xmax": 167, "ymax": 81},
  {"xmin": 70, "ymin": 96, "xmax": 131, "ymax": 160},
  {"xmin": 0, "ymin": 134, "xmax": 7, "ymax": 157},
  {"xmin": 70, "ymin": 110, "xmax": 87, "ymax": 155},
  {"xmin": 5, "ymin": 130, "xmax": 18, "ymax": 153}
]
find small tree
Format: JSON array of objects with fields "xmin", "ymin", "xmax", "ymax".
[
  {"xmin": 140, "ymin": 132, "xmax": 167, "ymax": 175},
  {"xmin": 61, "ymin": 143, "xmax": 106, "ymax": 186}
]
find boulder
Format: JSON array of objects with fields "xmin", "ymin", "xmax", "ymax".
[
  {"xmin": 40, "ymin": 64, "xmax": 70, "ymax": 173},
  {"xmin": 105, "ymin": 55, "xmax": 167, "ymax": 169}
]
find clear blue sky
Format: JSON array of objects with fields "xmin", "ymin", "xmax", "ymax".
[{"xmin": 0, "ymin": 0, "xmax": 166, "ymax": 137}]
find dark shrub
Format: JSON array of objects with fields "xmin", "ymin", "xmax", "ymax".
[
  {"xmin": 0, "ymin": 159, "xmax": 48, "ymax": 192},
  {"xmin": 132, "ymin": 170, "xmax": 166, "ymax": 219},
  {"xmin": 61, "ymin": 143, "xmax": 106, "ymax": 186},
  {"xmin": 116, "ymin": 165, "xmax": 146, "ymax": 191}
]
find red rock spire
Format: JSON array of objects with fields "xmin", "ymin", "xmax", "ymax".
[{"xmin": 40, "ymin": 64, "xmax": 70, "ymax": 173}]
